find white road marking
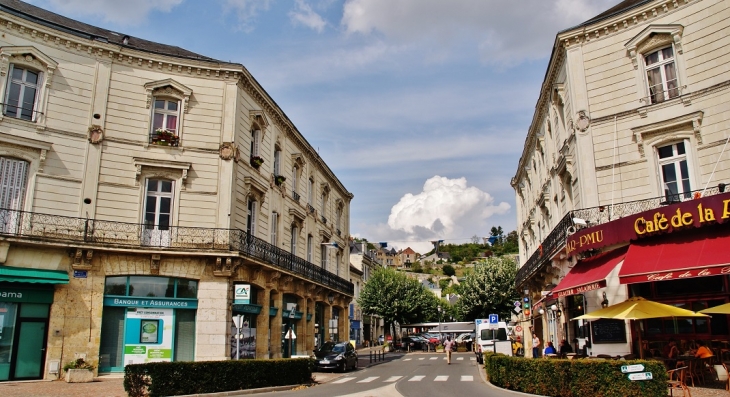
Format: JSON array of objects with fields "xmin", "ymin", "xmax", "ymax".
[
  {"xmin": 457, "ymin": 357, "xmax": 464, "ymax": 360},
  {"xmin": 461, "ymin": 375, "xmax": 474, "ymax": 382},
  {"xmin": 384, "ymin": 376, "xmax": 402, "ymax": 382},
  {"xmin": 418, "ymin": 357, "xmax": 425, "ymax": 360},
  {"xmin": 434, "ymin": 376, "xmax": 449, "ymax": 382},
  {"xmin": 357, "ymin": 376, "xmax": 379, "ymax": 383},
  {"xmin": 409, "ymin": 375, "xmax": 425, "ymax": 382},
  {"xmin": 403, "ymin": 358, "xmax": 412, "ymax": 361},
  {"xmin": 332, "ymin": 377, "xmax": 355, "ymax": 384},
  {"xmin": 429, "ymin": 357, "xmax": 438, "ymax": 360},
  {"xmin": 470, "ymin": 357, "xmax": 476, "ymax": 361}
]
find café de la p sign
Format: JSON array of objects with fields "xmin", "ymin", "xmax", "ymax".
[{"xmin": 551, "ymin": 192, "xmax": 730, "ymax": 328}]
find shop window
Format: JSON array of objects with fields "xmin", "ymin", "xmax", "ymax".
[
  {"xmin": 105, "ymin": 276, "xmax": 198, "ymax": 299},
  {"xmin": 129, "ymin": 276, "xmax": 175, "ymax": 298},
  {"xmin": 104, "ymin": 276, "xmax": 127, "ymax": 295},
  {"xmin": 176, "ymin": 279, "xmax": 198, "ymax": 299}
]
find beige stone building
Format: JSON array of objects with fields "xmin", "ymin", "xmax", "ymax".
[
  {"xmin": 0, "ymin": 0, "xmax": 352, "ymax": 381},
  {"xmin": 512, "ymin": 0, "xmax": 730, "ymax": 358},
  {"xmin": 348, "ymin": 240, "xmax": 383, "ymax": 346}
]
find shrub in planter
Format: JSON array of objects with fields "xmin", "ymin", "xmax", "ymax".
[{"xmin": 63, "ymin": 358, "xmax": 95, "ymax": 383}]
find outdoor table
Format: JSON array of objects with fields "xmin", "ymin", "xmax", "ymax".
[{"xmin": 677, "ymin": 355, "xmax": 700, "ymax": 387}]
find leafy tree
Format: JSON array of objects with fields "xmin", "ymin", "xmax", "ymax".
[
  {"xmin": 358, "ymin": 268, "xmax": 439, "ymax": 338},
  {"xmin": 456, "ymin": 255, "xmax": 518, "ymax": 321},
  {"xmin": 442, "ymin": 264, "xmax": 455, "ymax": 277},
  {"xmin": 410, "ymin": 261, "xmax": 423, "ymax": 273},
  {"xmin": 438, "ymin": 278, "xmax": 450, "ymax": 290}
]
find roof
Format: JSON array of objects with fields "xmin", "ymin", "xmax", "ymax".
[
  {"xmin": 562, "ymin": 0, "xmax": 654, "ymax": 33},
  {"xmin": 0, "ymin": 0, "xmax": 222, "ymax": 62},
  {"xmin": 402, "ymin": 247, "xmax": 416, "ymax": 255}
]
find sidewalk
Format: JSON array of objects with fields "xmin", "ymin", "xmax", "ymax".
[{"xmin": 0, "ymin": 349, "xmax": 402, "ymax": 397}]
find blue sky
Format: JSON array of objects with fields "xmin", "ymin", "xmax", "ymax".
[{"xmin": 27, "ymin": 0, "xmax": 618, "ymax": 253}]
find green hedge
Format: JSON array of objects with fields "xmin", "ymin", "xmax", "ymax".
[
  {"xmin": 483, "ymin": 352, "xmax": 668, "ymax": 397},
  {"xmin": 124, "ymin": 358, "xmax": 314, "ymax": 397}
]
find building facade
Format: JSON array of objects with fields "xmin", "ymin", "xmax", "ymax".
[
  {"xmin": 0, "ymin": 0, "xmax": 352, "ymax": 381},
  {"xmin": 512, "ymin": 0, "xmax": 730, "ymax": 358},
  {"xmin": 349, "ymin": 240, "xmax": 383, "ymax": 346}
]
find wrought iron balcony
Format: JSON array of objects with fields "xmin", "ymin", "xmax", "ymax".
[
  {"xmin": 307, "ymin": 204, "xmax": 315, "ymax": 214},
  {"xmin": 515, "ymin": 184, "xmax": 727, "ymax": 289},
  {"xmin": 292, "ymin": 191, "xmax": 300, "ymax": 202},
  {"xmin": 321, "ymin": 215, "xmax": 327, "ymax": 224},
  {"xmin": 0, "ymin": 208, "xmax": 354, "ymax": 295}
]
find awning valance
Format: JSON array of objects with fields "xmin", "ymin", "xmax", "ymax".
[
  {"xmin": 619, "ymin": 226, "xmax": 730, "ymax": 284},
  {"xmin": 0, "ymin": 265, "xmax": 69, "ymax": 284},
  {"xmin": 552, "ymin": 246, "xmax": 628, "ymax": 298}
]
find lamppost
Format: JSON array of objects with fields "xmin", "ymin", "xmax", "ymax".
[{"xmin": 437, "ymin": 305, "xmax": 442, "ymax": 342}]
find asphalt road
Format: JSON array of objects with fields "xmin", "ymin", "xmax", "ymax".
[{"xmin": 265, "ymin": 351, "xmax": 526, "ymax": 397}]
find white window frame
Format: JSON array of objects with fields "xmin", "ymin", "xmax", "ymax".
[
  {"xmin": 0, "ymin": 47, "xmax": 58, "ymax": 130},
  {"xmin": 143, "ymin": 79, "xmax": 191, "ymax": 146},
  {"xmin": 142, "ymin": 178, "xmax": 175, "ymax": 247},
  {"xmin": 273, "ymin": 149, "xmax": 281, "ymax": 176},
  {"xmin": 656, "ymin": 140, "xmax": 693, "ymax": 202},
  {"xmin": 290, "ymin": 225, "xmax": 298, "ymax": 254},
  {"xmin": 335, "ymin": 252, "xmax": 340, "ymax": 277},
  {"xmin": 150, "ymin": 98, "xmax": 180, "ymax": 135},
  {"xmin": 643, "ymin": 46, "xmax": 679, "ymax": 104},
  {"xmin": 320, "ymin": 244, "xmax": 328, "ymax": 269},
  {"xmin": 308, "ymin": 178, "xmax": 314, "ymax": 206},
  {"xmin": 247, "ymin": 198, "xmax": 257, "ymax": 238},
  {"xmin": 4, "ymin": 65, "xmax": 40, "ymax": 121},
  {"xmin": 251, "ymin": 129, "xmax": 261, "ymax": 157},
  {"xmin": 0, "ymin": 157, "xmax": 29, "ymax": 233}
]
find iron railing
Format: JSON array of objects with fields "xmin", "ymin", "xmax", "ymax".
[
  {"xmin": 292, "ymin": 191, "xmax": 300, "ymax": 202},
  {"xmin": 0, "ymin": 208, "xmax": 353, "ymax": 295},
  {"xmin": 515, "ymin": 184, "xmax": 727, "ymax": 288}
]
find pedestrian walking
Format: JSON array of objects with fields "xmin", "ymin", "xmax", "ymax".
[
  {"xmin": 444, "ymin": 336, "xmax": 455, "ymax": 364},
  {"xmin": 532, "ymin": 333, "xmax": 541, "ymax": 358}
]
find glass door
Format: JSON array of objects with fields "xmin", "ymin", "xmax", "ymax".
[
  {"xmin": 12, "ymin": 320, "xmax": 46, "ymax": 379},
  {"xmin": 142, "ymin": 179, "xmax": 173, "ymax": 247}
]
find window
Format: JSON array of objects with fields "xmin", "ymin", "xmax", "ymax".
[
  {"xmin": 335, "ymin": 252, "xmax": 340, "ymax": 277},
  {"xmin": 292, "ymin": 166, "xmax": 298, "ymax": 192},
  {"xmin": 320, "ymin": 244, "xmax": 328, "ymax": 269},
  {"xmin": 307, "ymin": 235, "xmax": 313, "ymax": 262},
  {"xmin": 251, "ymin": 129, "xmax": 261, "ymax": 157},
  {"xmin": 149, "ymin": 99, "xmax": 180, "ymax": 146},
  {"xmin": 273, "ymin": 149, "xmax": 281, "ymax": 176},
  {"xmin": 657, "ymin": 141, "xmax": 691, "ymax": 202},
  {"xmin": 4, "ymin": 66, "xmax": 39, "ymax": 121},
  {"xmin": 321, "ymin": 191, "xmax": 326, "ymax": 216},
  {"xmin": 645, "ymin": 46, "xmax": 678, "ymax": 104},
  {"xmin": 290, "ymin": 225, "xmax": 298, "ymax": 254},
  {"xmin": 308, "ymin": 178, "xmax": 314, "ymax": 205},
  {"xmin": 270, "ymin": 212, "xmax": 278, "ymax": 245},
  {"xmin": 336, "ymin": 207, "xmax": 342, "ymax": 231},
  {"xmin": 247, "ymin": 198, "xmax": 257, "ymax": 238},
  {"xmin": 142, "ymin": 179, "xmax": 174, "ymax": 246}
]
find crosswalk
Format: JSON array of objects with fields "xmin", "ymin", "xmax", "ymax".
[
  {"xmin": 403, "ymin": 356, "xmax": 475, "ymax": 361},
  {"xmin": 331, "ymin": 374, "xmax": 475, "ymax": 384}
]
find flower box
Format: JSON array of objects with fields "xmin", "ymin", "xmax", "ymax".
[
  {"xmin": 275, "ymin": 175, "xmax": 286, "ymax": 186},
  {"xmin": 250, "ymin": 156, "xmax": 264, "ymax": 169},
  {"xmin": 150, "ymin": 128, "xmax": 179, "ymax": 147},
  {"xmin": 65, "ymin": 368, "xmax": 93, "ymax": 383}
]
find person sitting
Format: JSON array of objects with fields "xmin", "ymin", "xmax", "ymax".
[
  {"xmin": 512, "ymin": 336, "xmax": 523, "ymax": 356},
  {"xmin": 665, "ymin": 339, "xmax": 680, "ymax": 368},
  {"xmin": 695, "ymin": 340, "xmax": 713, "ymax": 359},
  {"xmin": 544, "ymin": 341, "xmax": 557, "ymax": 355},
  {"xmin": 559, "ymin": 339, "xmax": 573, "ymax": 357}
]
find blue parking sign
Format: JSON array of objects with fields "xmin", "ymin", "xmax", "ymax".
[{"xmin": 489, "ymin": 314, "xmax": 498, "ymax": 324}]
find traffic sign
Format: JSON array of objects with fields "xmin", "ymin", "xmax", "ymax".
[
  {"xmin": 488, "ymin": 314, "xmax": 499, "ymax": 329},
  {"xmin": 621, "ymin": 364, "xmax": 645, "ymax": 373},
  {"xmin": 515, "ymin": 325, "xmax": 523, "ymax": 333},
  {"xmin": 514, "ymin": 301, "xmax": 521, "ymax": 307},
  {"xmin": 627, "ymin": 372, "xmax": 653, "ymax": 381}
]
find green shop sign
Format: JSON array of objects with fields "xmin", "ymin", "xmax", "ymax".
[
  {"xmin": 0, "ymin": 286, "xmax": 54, "ymax": 303},
  {"xmin": 104, "ymin": 296, "xmax": 198, "ymax": 309},
  {"xmin": 232, "ymin": 304, "xmax": 262, "ymax": 315}
]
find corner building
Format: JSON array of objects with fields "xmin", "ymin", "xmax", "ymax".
[
  {"xmin": 0, "ymin": 0, "xmax": 352, "ymax": 380},
  {"xmin": 512, "ymin": 0, "xmax": 730, "ymax": 358}
]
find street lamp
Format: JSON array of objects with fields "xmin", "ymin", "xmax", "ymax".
[{"xmin": 437, "ymin": 305, "xmax": 442, "ymax": 341}]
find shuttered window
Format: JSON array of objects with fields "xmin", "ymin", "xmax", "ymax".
[
  {"xmin": 270, "ymin": 212, "xmax": 278, "ymax": 245},
  {"xmin": 174, "ymin": 310, "xmax": 196, "ymax": 362},
  {"xmin": 0, "ymin": 157, "xmax": 28, "ymax": 211}
]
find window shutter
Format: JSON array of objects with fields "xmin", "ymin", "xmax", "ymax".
[
  {"xmin": 31, "ymin": 71, "xmax": 43, "ymax": 122},
  {"xmin": 0, "ymin": 157, "xmax": 29, "ymax": 211},
  {"xmin": 253, "ymin": 130, "xmax": 260, "ymax": 156},
  {"xmin": 174, "ymin": 310, "xmax": 196, "ymax": 361},
  {"xmin": 291, "ymin": 167, "xmax": 297, "ymax": 191},
  {"xmin": 271, "ymin": 212, "xmax": 278, "ymax": 244}
]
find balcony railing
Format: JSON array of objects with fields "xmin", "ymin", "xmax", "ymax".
[
  {"xmin": 515, "ymin": 184, "xmax": 727, "ymax": 289},
  {"xmin": 292, "ymin": 191, "xmax": 300, "ymax": 202},
  {"xmin": 0, "ymin": 208, "xmax": 353, "ymax": 295},
  {"xmin": 321, "ymin": 215, "xmax": 327, "ymax": 224},
  {"xmin": 307, "ymin": 204, "xmax": 315, "ymax": 214}
]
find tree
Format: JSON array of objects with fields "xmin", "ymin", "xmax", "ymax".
[
  {"xmin": 358, "ymin": 267, "xmax": 439, "ymax": 339},
  {"xmin": 456, "ymin": 255, "xmax": 518, "ymax": 321},
  {"xmin": 442, "ymin": 264, "xmax": 455, "ymax": 277}
]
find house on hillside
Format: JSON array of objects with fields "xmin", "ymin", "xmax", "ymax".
[
  {"xmin": 399, "ymin": 247, "xmax": 418, "ymax": 268},
  {"xmin": 512, "ymin": 0, "xmax": 730, "ymax": 359},
  {"xmin": 0, "ymin": 0, "xmax": 352, "ymax": 381}
]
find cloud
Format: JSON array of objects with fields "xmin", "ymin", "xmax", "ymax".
[
  {"xmin": 289, "ymin": 0, "xmax": 327, "ymax": 32},
  {"xmin": 341, "ymin": 0, "xmax": 617, "ymax": 66},
  {"xmin": 377, "ymin": 176, "xmax": 510, "ymax": 253},
  {"xmin": 223, "ymin": 0, "xmax": 273, "ymax": 32},
  {"xmin": 29, "ymin": 0, "xmax": 183, "ymax": 25}
]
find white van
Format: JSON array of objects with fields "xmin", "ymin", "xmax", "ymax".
[{"xmin": 475, "ymin": 321, "xmax": 511, "ymax": 357}]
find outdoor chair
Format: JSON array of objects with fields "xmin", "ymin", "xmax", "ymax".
[{"xmin": 667, "ymin": 366, "xmax": 691, "ymax": 397}]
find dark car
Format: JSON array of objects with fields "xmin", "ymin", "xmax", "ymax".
[
  {"xmin": 400, "ymin": 336, "xmax": 425, "ymax": 350},
  {"xmin": 314, "ymin": 341, "xmax": 358, "ymax": 372}
]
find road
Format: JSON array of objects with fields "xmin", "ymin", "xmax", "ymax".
[{"xmin": 265, "ymin": 351, "xmax": 525, "ymax": 397}]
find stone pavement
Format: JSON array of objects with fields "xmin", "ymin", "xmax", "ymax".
[{"xmin": 0, "ymin": 348, "xmax": 402, "ymax": 397}]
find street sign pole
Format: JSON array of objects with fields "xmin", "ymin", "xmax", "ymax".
[{"xmin": 234, "ymin": 314, "xmax": 242, "ymax": 360}]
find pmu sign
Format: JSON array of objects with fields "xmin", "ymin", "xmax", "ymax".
[{"xmin": 234, "ymin": 284, "xmax": 251, "ymax": 304}]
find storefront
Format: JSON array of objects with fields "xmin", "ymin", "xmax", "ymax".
[
  {"xmin": 0, "ymin": 266, "xmax": 69, "ymax": 381},
  {"xmin": 281, "ymin": 295, "xmax": 303, "ymax": 358},
  {"xmin": 98, "ymin": 276, "xmax": 197, "ymax": 373},
  {"xmin": 231, "ymin": 283, "xmax": 261, "ymax": 360}
]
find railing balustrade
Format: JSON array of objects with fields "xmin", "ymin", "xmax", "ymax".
[{"xmin": 0, "ymin": 208, "xmax": 353, "ymax": 295}]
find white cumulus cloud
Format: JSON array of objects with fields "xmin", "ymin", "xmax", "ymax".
[
  {"xmin": 29, "ymin": 0, "xmax": 183, "ymax": 25},
  {"xmin": 384, "ymin": 176, "xmax": 511, "ymax": 252},
  {"xmin": 289, "ymin": 0, "xmax": 327, "ymax": 32}
]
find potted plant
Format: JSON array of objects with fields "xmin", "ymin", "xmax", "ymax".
[
  {"xmin": 250, "ymin": 155, "xmax": 264, "ymax": 169},
  {"xmin": 383, "ymin": 342, "xmax": 391, "ymax": 352},
  {"xmin": 275, "ymin": 175, "xmax": 286, "ymax": 186},
  {"xmin": 151, "ymin": 128, "xmax": 179, "ymax": 146},
  {"xmin": 435, "ymin": 343, "xmax": 445, "ymax": 353},
  {"xmin": 63, "ymin": 357, "xmax": 95, "ymax": 383}
]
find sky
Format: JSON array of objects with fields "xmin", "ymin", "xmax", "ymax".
[{"xmin": 27, "ymin": 0, "xmax": 618, "ymax": 254}]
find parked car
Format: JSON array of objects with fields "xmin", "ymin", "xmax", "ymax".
[
  {"xmin": 314, "ymin": 341, "xmax": 358, "ymax": 372},
  {"xmin": 400, "ymin": 336, "xmax": 425, "ymax": 350},
  {"xmin": 421, "ymin": 333, "xmax": 440, "ymax": 344}
]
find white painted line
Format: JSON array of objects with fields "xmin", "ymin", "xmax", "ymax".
[
  {"xmin": 418, "ymin": 357, "xmax": 425, "ymax": 360},
  {"xmin": 332, "ymin": 377, "xmax": 355, "ymax": 384},
  {"xmin": 429, "ymin": 357, "xmax": 438, "ymax": 360},
  {"xmin": 457, "ymin": 357, "xmax": 464, "ymax": 361},
  {"xmin": 403, "ymin": 358, "xmax": 412, "ymax": 361},
  {"xmin": 443, "ymin": 357, "xmax": 447, "ymax": 360},
  {"xmin": 434, "ymin": 376, "xmax": 449, "ymax": 382},
  {"xmin": 461, "ymin": 375, "xmax": 474, "ymax": 382},
  {"xmin": 409, "ymin": 375, "xmax": 425, "ymax": 382},
  {"xmin": 470, "ymin": 357, "xmax": 476, "ymax": 361},
  {"xmin": 357, "ymin": 376, "xmax": 379, "ymax": 383},
  {"xmin": 384, "ymin": 376, "xmax": 402, "ymax": 382}
]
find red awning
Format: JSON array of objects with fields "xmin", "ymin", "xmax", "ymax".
[
  {"xmin": 619, "ymin": 226, "xmax": 730, "ymax": 284},
  {"xmin": 552, "ymin": 246, "xmax": 628, "ymax": 298}
]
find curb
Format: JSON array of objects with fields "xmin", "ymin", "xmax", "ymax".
[{"xmin": 475, "ymin": 359, "xmax": 548, "ymax": 397}]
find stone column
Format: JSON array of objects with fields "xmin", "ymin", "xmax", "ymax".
[
  {"xmin": 338, "ymin": 306, "xmax": 347, "ymax": 344},
  {"xmin": 270, "ymin": 290, "xmax": 283, "ymax": 358},
  {"xmin": 305, "ymin": 298, "xmax": 315, "ymax": 354},
  {"xmin": 195, "ymin": 278, "xmax": 229, "ymax": 361},
  {"xmin": 256, "ymin": 288, "xmax": 270, "ymax": 359},
  {"xmin": 296, "ymin": 296, "xmax": 306, "ymax": 354},
  {"xmin": 323, "ymin": 303, "xmax": 332, "ymax": 343}
]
